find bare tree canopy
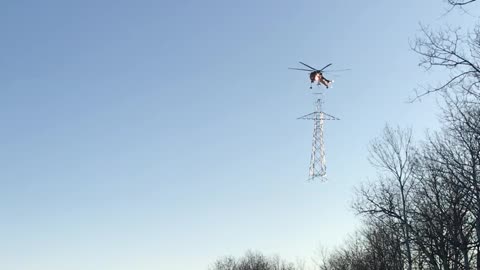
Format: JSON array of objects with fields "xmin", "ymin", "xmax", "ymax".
[{"xmin": 412, "ymin": 24, "xmax": 480, "ymax": 100}]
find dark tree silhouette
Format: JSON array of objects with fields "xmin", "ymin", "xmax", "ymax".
[{"xmin": 413, "ymin": 130, "xmax": 476, "ymax": 270}]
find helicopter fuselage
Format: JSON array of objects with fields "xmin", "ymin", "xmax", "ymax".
[{"xmin": 309, "ymin": 71, "xmax": 323, "ymax": 83}]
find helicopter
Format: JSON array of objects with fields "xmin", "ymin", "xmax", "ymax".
[{"xmin": 289, "ymin": 62, "xmax": 347, "ymax": 89}]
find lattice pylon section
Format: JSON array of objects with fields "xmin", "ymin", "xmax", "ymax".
[
  {"xmin": 310, "ymin": 111, "xmax": 326, "ymax": 180},
  {"xmin": 298, "ymin": 98, "xmax": 339, "ymax": 181}
]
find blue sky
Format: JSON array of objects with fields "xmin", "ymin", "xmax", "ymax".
[{"xmin": 1, "ymin": 1, "xmax": 479, "ymax": 269}]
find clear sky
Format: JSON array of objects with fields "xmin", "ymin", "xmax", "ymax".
[{"xmin": 1, "ymin": 1, "xmax": 479, "ymax": 270}]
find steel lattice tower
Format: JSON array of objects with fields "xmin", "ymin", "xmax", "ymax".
[{"xmin": 298, "ymin": 96, "xmax": 339, "ymax": 181}]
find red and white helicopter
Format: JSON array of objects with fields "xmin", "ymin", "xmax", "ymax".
[{"xmin": 289, "ymin": 62, "xmax": 349, "ymax": 89}]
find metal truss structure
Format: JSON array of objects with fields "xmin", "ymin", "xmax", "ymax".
[{"xmin": 298, "ymin": 96, "xmax": 339, "ymax": 181}]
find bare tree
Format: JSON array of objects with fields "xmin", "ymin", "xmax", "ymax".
[
  {"xmin": 319, "ymin": 234, "xmax": 368, "ymax": 270},
  {"xmin": 412, "ymin": 24, "xmax": 480, "ymax": 101},
  {"xmin": 361, "ymin": 219, "xmax": 404, "ymax": 270},
  {"xmin": 313, "ymin": 223, "xmax": 403, "ymax": 270},
  {"xmin": 311, "ymin": 244, "xmax": 330, "ymax": 270},
  {"xmin": 354, "ymin": 125, "xmax": 417, "ymax": 270},
  {"xmin": 412, "ymin": 2, "xmax": 480, "ymax": 267},
  {"xmin": 413, "ymin": 134, "xmax": 476, "ymax": 270},
  {"xmin": 442, "ymin": 95, "xmax": 480, "ymax": 269}
]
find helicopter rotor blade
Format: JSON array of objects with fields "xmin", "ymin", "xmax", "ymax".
[
  {"xmin": 323, "ymin": 68, "xmax": 351, "ymax": 73},
  {"xmin": 298, "ymin": 62, "xmax": 317, "ymax": 70},
  {"xmin": 319, "ymin": 63, "xmax": 333, "ymax": 71},
  {"xmin": 288, "ymin": 67, "xmax": 313, "ymax": 71}
]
